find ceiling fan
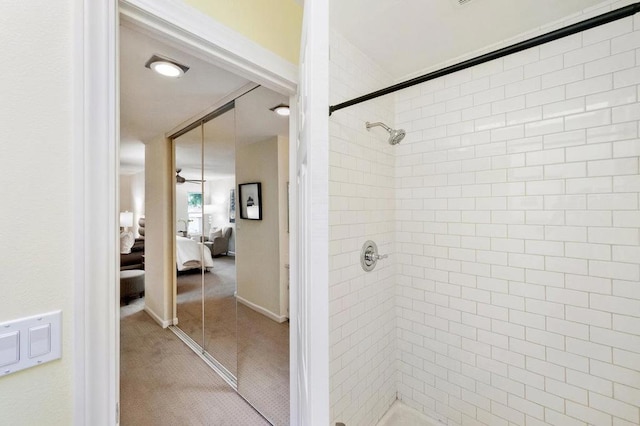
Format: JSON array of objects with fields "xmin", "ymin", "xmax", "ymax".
[{"xmin": 176, "ymin": 168, "xmax": 204, "ymax": 185}]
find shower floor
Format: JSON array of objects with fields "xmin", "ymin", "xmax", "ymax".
[{"xmin": 376, "ymin": 401, "xmax": 440, "ymax": 426}]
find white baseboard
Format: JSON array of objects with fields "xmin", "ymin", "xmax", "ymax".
[
  {"xmin": 144, "ymin": 305, "xmax": 172, "ymax": 328},
  {"xmin": 236, "ymin": 295, "xmax": 288, "ymax": 323}
]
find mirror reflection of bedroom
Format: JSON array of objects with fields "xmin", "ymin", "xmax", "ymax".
[{"xmin": 119, "ymin": 21, "xmax": 290, "ymax": 426}]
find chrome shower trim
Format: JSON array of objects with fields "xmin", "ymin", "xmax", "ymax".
[
  {"xmin": 365, "ymin": 121, "xmax": 406, "ymax": 145},
  {"xmin": 365, "ymin": 121, "xmax": 391, "ymax": 132}
]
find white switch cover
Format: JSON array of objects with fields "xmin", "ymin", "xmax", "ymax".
[
  {"xmin": 0, "ymin": 311, "xmax": 61, "ymax": 377},
  {"xmin": 29, "ymin": 324, "xmax": 51, "ymax": 358},
  {"xmin": 0, "ymin": 332, "xmax": 19, "ymax": 367}
]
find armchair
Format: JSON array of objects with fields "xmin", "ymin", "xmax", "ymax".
[{"xmin": 205, "ymin": 226, "xmax": 232, "ymax": 257}]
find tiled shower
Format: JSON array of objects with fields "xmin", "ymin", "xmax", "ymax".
[{"xmin": 329, "ymin": 1, "xmax": 640, "ymax": 425}]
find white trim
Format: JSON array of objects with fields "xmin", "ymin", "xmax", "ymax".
[
  {"xmin": 236, "ymin": 296, "xmax": 288, "ymax": 323},
  {"xmin": 82, "ymin": 0, "xmax": 301, "ymax": 424},
  {"xmin": 73, "ymin": 1, "xmax": 86, "ymax": 422},
  {"xmin": 287, "ymin": 94, "xmax": 300, "ymax": 425},
  {"xmin": 119, "ymin": 0, "xmax": 297, "ymax": 95},
  {"xmin": 76, "ymin": 0, "xmax": 119, "ymax": 424},
  {"xmin": 144, "ymin": 306, "xmax": 173, "ymax": 328},
  {"xmin": 295, "ymin": 1, "xmax": 330, "ymax": 423}
]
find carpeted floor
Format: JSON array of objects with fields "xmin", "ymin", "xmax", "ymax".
[
  {"xmin": 119, "ymin": 306, "xmax": 269, "ymax": 425},
  {"xmin": 120, "ymin": 255, "xmax": 290, "ymax": 425},
  {"xmin": 176, "ymin": 257, "xmax": 238, "ymax": 376},
  {"xmin": 237, "ymin": 303, "xmax": 289, "ymax": 426}
]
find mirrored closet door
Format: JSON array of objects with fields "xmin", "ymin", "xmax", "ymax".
[
  {"xmin": 171, "ymin": 86, "xmax": 291, "ymax": 425},
  {"xmin": 173, "ymin": 102, "xmax": 237, "ymax": 381},
  {"xmin": 235, "ymin": 87, "xmax": 291, "ymax": 426}
]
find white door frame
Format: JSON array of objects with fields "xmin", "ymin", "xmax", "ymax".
[
  {"xmin": 77, "ymin": 0, "xmax": 300, "ymax": 423},
  {"xmin": 293, "ymin": 0, "xmax": 330, "ymax": 423}
]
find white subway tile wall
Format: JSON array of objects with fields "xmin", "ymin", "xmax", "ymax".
[
  {"xmin": 329, "ymin": 1, "xmax": 640, "ymax": 425},
  {"xmin": 329, "ymin": 31, "xmax": 397, "ymax": 425},
  {"xmin": 393, "ymin": 7, "xmax": 640, "ymax": 426}
]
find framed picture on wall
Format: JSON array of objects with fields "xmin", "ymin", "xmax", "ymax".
[{"xmin": 239, "ymin": 182, "xmax": 262, "ymax": 220}]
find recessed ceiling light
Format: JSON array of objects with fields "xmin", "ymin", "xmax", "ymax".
[
  {"xmin": 144, "ymin": 54, "xmax": 189, "ymax": 78},
  {"xmin": 270, "ymin": 104, "xmax": 290, "ymax": 116},
  {"xmin": 151, "ymin": 61, "xmax": 183, "ymax": 77}
]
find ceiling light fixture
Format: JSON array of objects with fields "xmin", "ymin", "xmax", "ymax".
[
  {"xmin": 145, "ymin": 54, "xmax": 189, "ymax": 78},
  {"xmin": 270, "ymin": 104, "xmax": 290, "ymax": 116}
]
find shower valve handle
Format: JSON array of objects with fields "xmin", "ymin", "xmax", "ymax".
[
  {"xmin": 365, "ymin": 252, "xmax": 388, "ymax": 262},
  {"xmin": 360, "ymin": 240, "xmax": 388, "ymax": 272}
]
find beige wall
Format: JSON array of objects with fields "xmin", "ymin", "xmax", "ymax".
[
  {"xmin": 0, "ymin": 1, "xmax": 74, "ymax": 424},
  {"xmin": 184, "ymin": 0, "xmax": 303, "ymax": 64},
  {"xmin": 120, "ymin": 174, "xmax": 133, "ymax": 212},
  {"xmin": 236, "ymin": 136, "xmax": 287, "ymax": 317},
  {"xmin": 145, "ymin": 138, "xmax": 174, "ymax": 325}
]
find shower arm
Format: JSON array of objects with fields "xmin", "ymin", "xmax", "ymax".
[{"xmin": 365, "ymin": 121, "xmax": 391, "ymax": 132}]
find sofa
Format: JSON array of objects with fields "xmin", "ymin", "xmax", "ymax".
[
  {"xmin": 204, "ymin": 226, "xmax": 232, "ymax": 257},
  {"xmin": 120, "ymin": 217, "xmax": 145, "ymax": 270}
]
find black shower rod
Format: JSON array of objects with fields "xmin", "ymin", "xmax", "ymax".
[{"xmin": 328, "ymin": 2, "xmax": 640, "ymax": 116}]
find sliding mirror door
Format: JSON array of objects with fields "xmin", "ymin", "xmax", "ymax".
[
  {"xmin": 172, "ymin": 87, "xmax": 291, "ymax": 425},
  {"xmin": 174, "ymin": 122, "xmax": 206, "ymax": 350},
  {"xmin": 235, "ymin": 86, "xmax": 290, "ymax": 425},
  {"xmin": 202, "ymin": 106, "xmax": 237, "ymax": 377},
  {"xmin": 173, "ymin": 103, "xmax": 237, "ymax": 381}
]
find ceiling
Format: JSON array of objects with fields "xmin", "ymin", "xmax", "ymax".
[
  {"xmin": 119, "ymin": 24, "xmax": 288, "ymax": 177},
  {"xmin": 121, "ymin": 0, "xmax": 603, "ymax": 173},
  {"xmin": 330, "ymin": 0, "xmax": 604, "ymax": 79}
]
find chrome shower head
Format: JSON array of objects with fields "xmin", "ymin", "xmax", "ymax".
[{"xmin": 365, "ymin": 121, "xmax": 406, "ymax": 145}]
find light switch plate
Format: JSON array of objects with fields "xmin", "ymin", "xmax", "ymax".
[
  {"xmin": 0, "ymin": 331, "xmax": 19, "ymax": 367},
  {"xmin": 0, "ymin": 311, "xmax": 62, "ymax": 377}
]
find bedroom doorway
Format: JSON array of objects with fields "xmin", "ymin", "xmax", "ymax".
[
  {"xmin": 169, "ymin": 85, "xmax": 291, "ymax": 425},
  {"xmin": 117, "ymin": 5, "xmax": 296, "ymax": 422}
]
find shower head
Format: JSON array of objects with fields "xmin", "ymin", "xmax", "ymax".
[{"xmin": 365, "ymin": 121, "xmax": 406, "ymax": 145}]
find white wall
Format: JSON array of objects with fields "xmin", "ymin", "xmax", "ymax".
[
  {"xmin": 328, "ymin": 30, "xmax": 398, "ymax": 425},
  {"xmin": 131, "ymin": 171, "xmax": 145, "ymax": 236},
  {"xmin": 206, "ymin": 176, "xmax": 237, "ymax": 252},
  {"xmin": 236, "ymin": 136, "xmax": 287, "ymax": 318},
  {"xmin": 0, "ymin": 1, "xmax": 74, "ymax": 424},
  {"xmin": 393, "ymin": 6, "xmax": 640, "ymax": 426},
  {"xmin": 120, "ymin": 171, "xmax": 145, "ymax": 236},
  {"xmin": 330, "ymin": 1, "xmax": 640, "ymax": 425},
  {"xmin": 278, "ymin": 136, "xmax": 290, "ymax": 316},
  {"xmin": 175, "ymin": 181, "xmax": 194, "ymax": 234}
]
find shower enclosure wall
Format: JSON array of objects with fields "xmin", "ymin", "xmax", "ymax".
[{"xmin": 329, "ymin": 2, "xmax": 640, "ymax": 425}]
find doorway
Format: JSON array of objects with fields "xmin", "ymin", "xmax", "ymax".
[{"xmin": 121, "ymin": 7, "xmax": 289, "ymax": 424}]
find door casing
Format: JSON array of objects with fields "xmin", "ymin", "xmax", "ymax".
[{"xmin": 76, "ymin": 0, "xmax": 304, "ymax": 423}]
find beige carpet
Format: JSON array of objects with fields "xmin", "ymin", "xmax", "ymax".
[
  {"xmin": 122, "ymin": 256, "xmax": 290, "ymax": 425},
  {"xmin": 120, "ymin": 306, "xmax": 269, "ymax": 426},
  {"xmin": 176, "ymin": 257, "xmax": 238, "ymax": 376},
  {"xmin": 175, "ymin": 256, "xmax": 290, "ymax": 426},
  {"xmin": 237, "ymin": 303, "xmax": 289, "ymax": 426}
]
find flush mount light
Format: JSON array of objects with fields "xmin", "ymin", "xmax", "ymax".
[
  {"xmin": 145, "ymin": 54, "xmax": 189, "ymax": 78},
  {"xmin": 270, "ymin": 104, "xmax": 290, "ymax": 116}
]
